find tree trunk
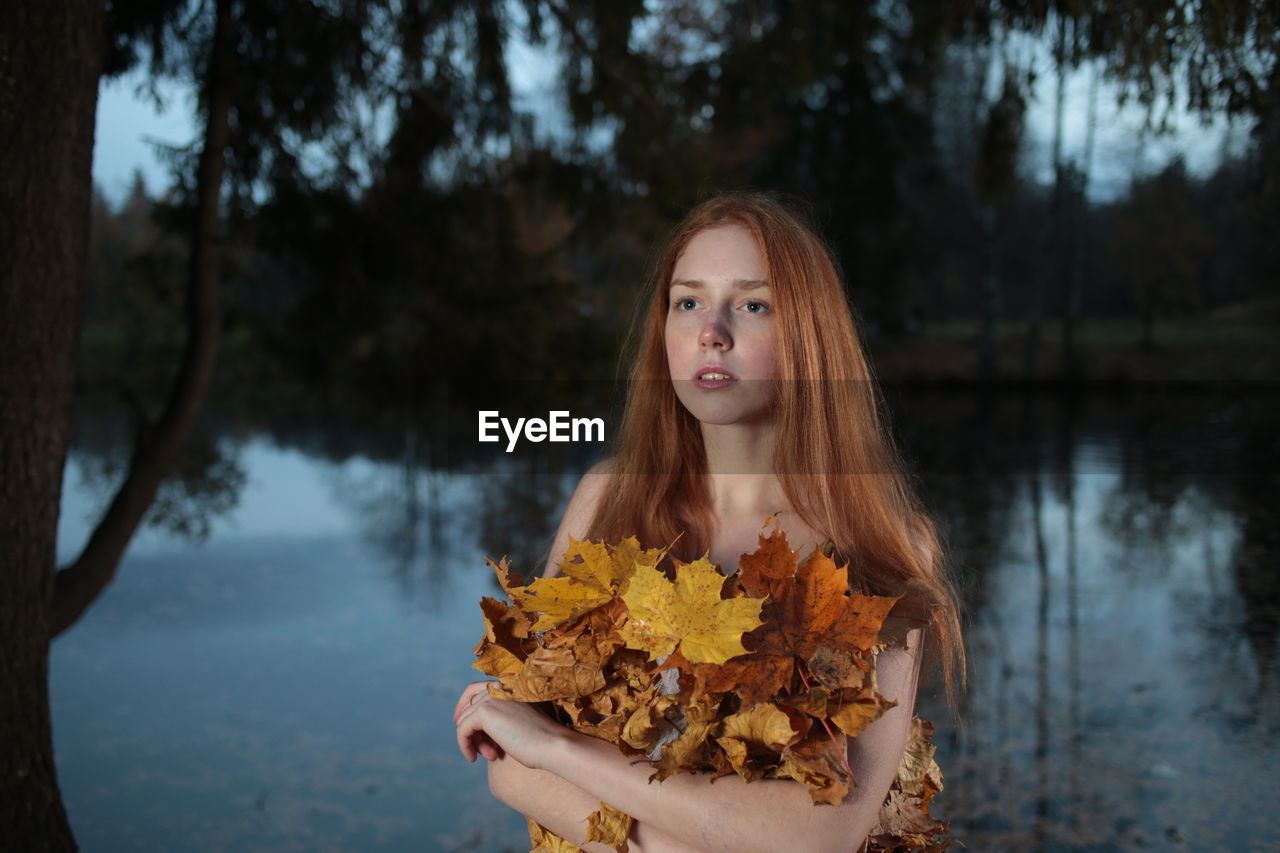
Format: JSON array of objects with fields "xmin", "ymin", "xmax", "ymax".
[
  {"xmin": 1062, "ymin": 56, "xmax": 1099, "ymax": 378},
  {"xmin": 50, "ymin": 0, "xmax": 234, "ymax": 636},
  {"xmin": 978, "ymin": 204, "xmax": 1001, "ymax": 381},
  {"xmin": 0, "ymin": 1, "xmax": 103, "ymax": 848},
  {"xmin": 1025, "ymin": 12, "xmax": 1070, "ymax": 380}
]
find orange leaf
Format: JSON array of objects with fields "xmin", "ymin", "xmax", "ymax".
[{"xmin": 682, "ymin": 527, "xmax": 900, "ymax": 704}]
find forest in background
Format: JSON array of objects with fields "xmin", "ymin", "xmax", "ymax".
[{"xmin": 81, "ymin": 0, "xmax": 1280, "ymax": 425}]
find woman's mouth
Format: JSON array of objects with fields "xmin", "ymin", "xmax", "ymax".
[{"xmin": 693, "ymin": 368, "xmax": 736, "ymax": 389}]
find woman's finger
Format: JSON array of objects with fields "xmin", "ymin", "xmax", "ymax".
[
  {"xmin": 451, "ymin": 681, "xmax": 485, "ymax": 721},
  {"xmin": 452, "ymin": 681, "xmax": 491, "ymax": 722},
  {"xmin": 456, "ymin": 701, "xmax": 489, "ymax": 762},
  {"xmin": 455, "ymin": 692, "xmax": 505, "ymax": 762},
  {"xmin": 477, "ymin": 733, "xmax": 501, "ymax": 761}
]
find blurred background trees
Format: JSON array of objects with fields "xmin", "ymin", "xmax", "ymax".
[
  {"xmin": 89, "ymin": 0, "xmax": 1280, "ymax": 401},
  {"xmin": 70, "ymin": 0, "xmax": 1280, "ymax": 659},
  {"xmin": 4, "ymin": 1, "xmax": 1277, "ymax": 845}
]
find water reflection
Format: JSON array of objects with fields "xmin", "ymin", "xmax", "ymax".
[
  {"xmin": 70, "ymin": 414, "xmax": 248, "ymax": 543},
  {"xmin": 903, "ymin": 390, "xmax": 1278, "ymax": 852},
  {"xmin": 473, "ymin": 467, "xmax": 571, "ymax": 579},
  {"xmin": 325, "ymin": 426, "xmax": 460, "ymax": 606},
  {"xmin": 51, "ymin": 390, "xmax": 1278, "ymax": 851}
]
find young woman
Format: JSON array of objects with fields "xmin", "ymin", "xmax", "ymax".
[{"xmin": 454, "ymin": 193, "xmax": 965, "ymax": 853}]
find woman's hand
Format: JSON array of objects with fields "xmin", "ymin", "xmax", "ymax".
[{"xmin": 453, "ymin": 681, "xmax": 570, "ymax": 772}]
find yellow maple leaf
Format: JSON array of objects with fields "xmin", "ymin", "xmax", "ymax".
[
  {"xmin": 565, "ymin": 535, "xmax": 668, "ymax": 590},
  {"xmin": 497, "ymin": 536, "xmax": 666, "ymax": 632},
  {"xmin": 619, "ymin": 556, "xmax": 765, "ymax": 665}
]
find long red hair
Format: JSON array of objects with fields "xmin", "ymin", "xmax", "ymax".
[{"xmin": 587, "ymin": 192, "xmax": 966, "ymax": 715}]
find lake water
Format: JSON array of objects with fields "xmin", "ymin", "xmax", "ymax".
[{"xmin": 51, "ymin": 390, "xmax": 1280, "ymax": 852}]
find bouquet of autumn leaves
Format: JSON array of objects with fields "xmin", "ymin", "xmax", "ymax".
[{"xmin": 473, "ymin": 521, "xmax": 954, "ymax": 853}]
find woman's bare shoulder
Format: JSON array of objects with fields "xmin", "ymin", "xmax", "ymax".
[
  {"xmin": 572, "ymin": 457, "xmax": 615, "ymax": 505},
  {"xmin": 542, "ymin": 458, "xmax": 616, "ymax": 578}
]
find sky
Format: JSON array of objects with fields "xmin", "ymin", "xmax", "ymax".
[
  {"xmin": 93, "ymin": 74, "xmax": 199, "ymax": 205},
  {"xmin": 92, "ymin": 34, "xmax": 1247, "ymax": 208},
  {"xmin": 1016, "ymin": 55, "xmax": 1249, "ymax": 200}
]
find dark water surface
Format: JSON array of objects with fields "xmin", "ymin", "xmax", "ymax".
[{"xmin": 52, "ymin": 390, "xmax": 1279, "ymax": 851}]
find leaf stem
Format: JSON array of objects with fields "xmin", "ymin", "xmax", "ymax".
[{"xmin": 795, "ymin": 660, "xmax": 855, "ymax": 784}]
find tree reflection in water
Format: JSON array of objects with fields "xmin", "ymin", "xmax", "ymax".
[
  {"xmin": 51, "ymin": 387, "xmax": 1278, "ymax": 851},
  {"xmin": 71, "ymin": 412, "xmax": 247, "ymax": 542},
  {"xmin": 900, "ymin": 387, "xmax": 1278, "ymax": 851}
]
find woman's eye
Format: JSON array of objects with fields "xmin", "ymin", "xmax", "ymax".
[
  {"xmin": 674, "ymin": 297, "xmax": 698, "ymax": 311},
  {"xmin": 743, "ymin": 300, "xmax": 769, "ymax": 314}
]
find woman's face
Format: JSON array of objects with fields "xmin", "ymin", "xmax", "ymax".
[{"xmin": 665, "ymin": 224, "xmax": 779, "ymax": 426}]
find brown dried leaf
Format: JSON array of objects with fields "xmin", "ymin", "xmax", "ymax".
[
  {"xmin": 527, "ymin": 817, "xmax": 584, "ymax": 853},
  {"xmin": 869, "ymin": 789, "xmax": 948, "ymax": 838},
  {"xmin": 895, "ymin": 717, "xmax": 944, "ymax": 809},
  {"xmin": 808, "ymin": 645, "xmax": 863, "ymax": 691},
  {"xmin": 735, "ymin": 517, "xmax": 801, "ymax": 601},
  {"xmin": 779, "ymin": 686, "xmax": 833, "ymax": 718},
  {"xmin": 473, "ymin": 642, "xmax": 524, "ymax": 679},
  {"xmin": 715, "ymin": 702, "xmax": 809, "ymax": 782},
  {"xmin": 479, "ymin": 596, "xmax": 534, "ymax": 645},
  {"xmin": 585, "ymin": 801, "xmax": 633, "ymax": 852},
  {"xmin": 866, "ymin": 716, "xmax": 954, "ymax": 852},
  {"xmin": 575, "ymin": 713, "xmax": 627, "ymax": 745},
  {"xmin": 715, "ymin": 735, "xmax": 760, "ymax": 782},
  {"xmin": 543, "ymin": 598, "xmax": 628, "ymax": 666},
  {"xmin": 651, "ymin": 696, "xmax": 722, "ymax": 781},
  {"xmin": 489, "ymin": 556, "xmax": 526, "ymax": 601},
  {"xmin": 719, "ymin": 702, "xmax": 808, "ymax": 752},
  {"xmin": 501, "ymin": 645, "xmax": 607, "ymax": 703},
  {"xmin": 474, "ymin": 596, "xmax": 539, "ymax": 678},
  {"xmin": 828, "ymin": 666, "xmax": 898, "ymax": 738},
  {"xmin": 621, "ymin": 694, "xmax": 679, "ymax": 753},
  {"xmin": 775, "ymin": 729, "xmax": 852, "ymax": 805}
]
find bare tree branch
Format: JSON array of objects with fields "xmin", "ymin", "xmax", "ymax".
[{"xmin": 50, "ymin": 0, "xmax": 233, "ymax": 637}]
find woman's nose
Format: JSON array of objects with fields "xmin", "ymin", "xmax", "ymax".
[{"xmin": 699, "ymin": 317, "xmax": 732, "ymax": 350}]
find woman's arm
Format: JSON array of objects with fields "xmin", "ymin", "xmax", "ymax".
[
  {"xmin": 541, "ymin": 458, "xmax": 614, "ymax": 579},
  {"xmin": 487, "ymin": 755, "xmax": 705, "ymax": 852},
  {"xmin": 549, "ymin": 629, "xmax": 921, "ymax": 853},
  {"xmin": 458, "ymin": 628, "xmax": 923, "ymax": 853}
]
